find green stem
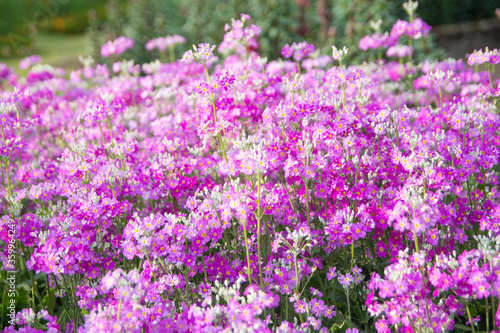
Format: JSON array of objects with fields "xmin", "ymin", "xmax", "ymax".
[
  {"xmin": 342, "ymin": 88, "xmax": 346, "ymax": 115},
  {"xmin": 169, "ymin": 45, "xmax": 175, "ymax": 63},
  {"xmin": 491, "ymin": 259, "xmax": 497, "ymax": 331},
  {"xmin": 279, "ymin": 173, "xmax": 297, "ymax": 214},
  {"xmin": 144, "ymin": 253, "xmax": 156, "ymax": 281},
  {"xmin": 106, "ymin": 118, "xmax": 115, "ymax": 147},
  {"xmin": 492, "ymin": 295, "xmax": 497, "ymax": 330},
  {"xmin": 332, "ymin": 280, "xmax": 338, "ymax": 313},
  {"xmin": 256, "ymin": 172, "xmax": 264, "ymax": 290},
  {"xmin": 20, "ymin": 245, "xmax": 41, "ymax": 312},
  {"xmin": 0, "ymin": 158, "xmax": 5, "ymax": 189},
  {"xmin": 117, "ymin": 299, "xmax": 123, "ymax": 320},
  {"xmin": 304, "ymin": 179, "xmax": 311, "ymax": 228},
  {"xmin": 1, "ymin": 271, "xmax": 7, "ymax": 330},
  {"xmin": 53, "ymin": 276, "xmax": 73, "ymax": 326},
  {"xmin": 346, "ymin": 288, "xmax": 352, "ymax": 326},
  {"xmin": 285, "ymin": 297, "xmax": 289, "ymax": 322},
  {"xmin": 201, "ymin": 255, "xmax": 208, "ymax": 282},
  {"xmin": 68, "ymin": 278, "xmax": 83, "ymax": 324},
  {"xmin": 1, "ymin": 157, "xmax": 12, "ymax": 198},
  {"xmin": 203, "ymin": 65, "xmax": 229, "ymax": 164},
  {"xmin": 439, "ymin": 87, "xmax": 443, "ymax": 107},
  {"xmin": 15, "ymin": 109, "xmax": 22, "ymax": 170},
  {"xmin": 408, "ymin": 38, "xmax": 412, "ymax": 62},
  {"xmin": 183, "ymin": 270, "xmax": 194, "ymax": 303},
  {"xmin": 98, "ymin": 122, "xmax": 106, "ymax": 146},
  {"xmin": 378, "ymin": 136, "xmax": 381, "ymax": 168},
  {"xmin": 395, "ymin": 125, "xmax": 400, "ymax": 149},
  {"xmin": 98, "ymin": 217, "xmax": 104, "ymax": 246},
  {"xmin": 294, "ymin": 253, "xmax": 300, "ymax": 294},
  {"xmin": 243, "ymin": 222, "xmax": 252, "ymax": 283},
  {"xmin": 485, "ymin": 294, "xmax": 490, "ymax": 333},
  {"xmin": 488, "ymin": 64, "xmax": 494, "ymax": 90},
  {"xmin": 351, "ymin": 241, "xmax": 355, "ymax": 270},
  {"xmin": 98, "ymin": 122, "xmax": 110, "ymax": 160},
  {"xmin": 462, "ymin": 128, "xmax": 466, "ymax": 152},
  {"xmin": 299, "ymin": 270, "xmax": 316, "ymax": 296},
  {"xmin": 414, "ymin": 233, "xmax": 420, "ymax": 252},
  {"xmin": 466, "ymin": 304, "xmax": 476, "ymax": 333}
]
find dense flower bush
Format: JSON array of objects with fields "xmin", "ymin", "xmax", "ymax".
[{"xmin": 1, "ymin": 3, "xmax": 500, "ymax": 332}]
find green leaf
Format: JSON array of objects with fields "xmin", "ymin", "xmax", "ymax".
[
  {"xmin": 330, "ymin": 320, "xmax": 348, "ymax": 333},
  {"xmin": 18, "ymin": 281, "xmax": 31, "ymax": 291},
  {"xmin": 469, "ymin": 304, "xmax": 479, "ymax": 318},
  {"xmin": 34, "ymin": 272, "xmax": 47, "ymax": 283},
  {"xmin": 453, "ymin": 323, "xmax": 472, "ymax": 331},
  {"xmin": 43, "ymin": 293, "xmax": 51, "ymax": 309},
  {"xmin": 473, "ymin": 302, "xmax": 485, "ymax": 313},
  {"xmin": 15, "ymin": 287, "xmax": 30, "ymax": 310}
]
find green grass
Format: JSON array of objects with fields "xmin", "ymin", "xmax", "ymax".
[
  {"xmin": 1, "ymin": 32, "xmax": 90, "ymax": 73},
  {"xmin": 0, "ymin": 0, "xmax": 110, "ymax": 34}
]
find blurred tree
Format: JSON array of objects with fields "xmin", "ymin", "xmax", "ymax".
[
  {"xmin": 3, "ymin": 0, "xmax": 496, "ymax": 61},
  {"xmin": 390, "ymin": 0, "xmax": 498, "ymax": 26},
  {"xmin": 90, "ymin": 0, "xmax": 418, "ymax": 64},
  {"xmin": 0, "ymin": 0, "xmax": 109, "ymax": 57}
]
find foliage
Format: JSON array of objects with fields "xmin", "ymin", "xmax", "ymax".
[
  {"xmin": 0, "ymin": 0, "xmax": 108, "ymax": 57},
  {"xmin": 91, "ymin": 0, "xmax": 445, "ymax": 65},
  {"xmin": 391, "ymin": 0, "xmax": 498, "ymax": 26}
]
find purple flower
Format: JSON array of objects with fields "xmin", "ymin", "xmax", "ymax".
[
  {"xmin": 294, "ymin": 299, "xmax": 307, "ymax": 313},
  {"xmin": 19, "ymin": 55, "xmax": 42, "ymax": 70},
  {"xmin": 339, "ymin": 273, "xmax": 353, "ymax": 287},
  {"xmin": 281, "ymin": 44, "xmax": 293, "ymax": 58},
  {"xmin": 101, "ymin": 36, "xmax": 134, "ymax": 57}
]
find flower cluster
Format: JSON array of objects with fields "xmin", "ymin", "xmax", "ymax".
[
  {"xmin": 101, "ymin": 36, "xmax": 135, "ymax": 57},
  {"xmin": 359, "ymin": 32, "xmax": 396, "ymax": 51},
  {"xmin": 19, "ymin": 55, "xmax": 42, "ymax": 70},
  {"xmin": 281, "ymin": 42, "xmax": 316, "ymax": 62},
  {"xmin": 182, "ymin": 43, "xmax": 218, "ymax": 65},
  {"xmin": 386, "ymin": 45, "xmax": 413, "ymax": 58},
  {"xmin": 145, "ymin": 35, "xmax": 186, "ymax": 52},
  {"xmin": 219, "ymin": 14, "xmax": 262, "ymax": 54},
  {"xmin": 468, "ymin": 48, "xmax": 500, "ymax": 66},
  {"xmin": 368, "ymin": 240, "xmax": 500, "ymax": 333},
  {"xmin": 359, "ymin": 3, "xmax": 430, "ymax": 54},
  {"xmin": 391, "ymin": 18, "xmax": 431, "ymax": 40}
]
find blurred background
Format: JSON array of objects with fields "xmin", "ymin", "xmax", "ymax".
[{"xmin": 0, "ymin": 0, "xmax": 499, "ymax": 72}]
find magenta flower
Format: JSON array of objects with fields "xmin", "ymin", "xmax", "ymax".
[
  {"xmin": 339, "ymin": 273, "xmax": 354, "ymax": 287},
  {"xmin": 327, "ymin": 267, "xmax": 337, "ymax": 281},
  {"xmin": 294, "ymin": 299, "xmax": 307, "ymax": 313},
  {"xmin": 101, "ymin": 36, "xmax": 134, "ymax": 57}
]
